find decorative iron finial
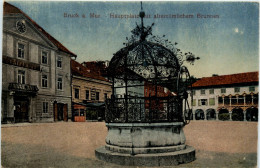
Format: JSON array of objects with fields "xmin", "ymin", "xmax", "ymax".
[
  {"xmin": 130, "ymin": 2, "xmax": 153, "ymax": 41},
  {"xmin": 139, "ymin": 1, "xmax": 146, "ymax": 41}
]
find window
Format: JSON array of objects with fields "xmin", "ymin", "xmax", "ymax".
[
  {"xmin": 192, "ymin": 90, "xmax": 196, "ymax": 96},
  {"xmin": 42, "ymin": 74, "xmax": 48, "ymax": 88},
  {"xmin": 80, "ymin": 109, "xmax": 84, "ymax": 116},
  {"xmin": 57, "ymin": 57, "xmax": 62, "ymax": 68},
  {"xmin": 201, "ymin": 89, "xmax": 205, "ymax": 95},
  {"xmin": 104, "ymin": 93, "xmax": 107, "ymax": 99},
  {"xmin": 18, "ymin": 70, "xmax": 25, "ymax": 84},
  {"xmin": 221, "ymin": 88, "xmax": 226, "ymax": 94},
  {"xmin": 75, "ymin": 88, "xmax": 79, "ymax": 99},
  {"xmin": 192, "ymin": 99, "xmax": 196, "ymax": 106},
  {"xmin": 198, "ymin": 99, "xmax": 207, "ymax": 106},
  {"xmin": 209, "ymin": 98, "xmax": 215, "ymax": 106},
  {"xmin": 42, "ymin": 51, "xmax": 48, "ymax": 64},
  {"xmin": 57, "ymin": 77, "xmax": 62, "ymax": 90},
  {"xmin": 43, "ymin": 102, "xmax": 48, "ymax": 113},
  {"xmin": 96, "ymin": 92, "xmax": 99, "ymax": 101},
  {"xmin": 234, "ymin": 87, "xmax": 240, "ymax": 93},
  {"xmin": 86, "ymin": 90, "xmax": 89, "ymax": 100},
  {"xmin": 91, "ymin": 89, "xmax": 96, "ymax": 100},
  {"xmin": 249, "ymin": 86, "xmax": 255, "ymax": 92},
  {"xmin": 18, "ymin": 43, "xmax": 25, "ymax": 58},
  {"xmin": 209, "ymin": 89, "xmax": 214, "ymax": 94}
]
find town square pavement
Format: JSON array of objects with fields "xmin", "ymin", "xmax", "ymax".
[{"xmin": 1, "ymin": 121, "xmax": 257, "ymax": 168}]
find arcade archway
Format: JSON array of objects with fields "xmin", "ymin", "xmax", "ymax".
[
  {"xmin": 195, "ymin": 109, "xmax": 204, "ymax": 120},
  {"xmin": 246, "ymin": 107, "xmax": 258, "ymax": 121},
  {"xmin": 218, "ymin": 108, "xmax": 229, "ymax": 121},
  {"xmin": 206, "ymin": 109, "xmax": 216, "ymax": 120},
  {"xmin": 232, "ymin": 108, "xmax": 244, "ymax": 121}
]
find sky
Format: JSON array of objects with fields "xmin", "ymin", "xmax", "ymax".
[{"xmin": 5, "ymin": 1, "xmax": 259, "ymax": 78}]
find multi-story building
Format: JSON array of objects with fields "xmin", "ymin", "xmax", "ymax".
[
  {"xmin": 189, "ymin": 71, "xmax": 258, "ymax": 121},
  {"xmin": 71, "ymin": 60, "xmax": 112, "ymax": 120},
  {"xmin": 2, "ymin": 2, "xmax": 76, "ymax": 123}
]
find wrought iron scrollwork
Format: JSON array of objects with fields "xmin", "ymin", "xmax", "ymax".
[{"xmin": 105, "ymin": 4, "xmax": 198, "ymax": 124}]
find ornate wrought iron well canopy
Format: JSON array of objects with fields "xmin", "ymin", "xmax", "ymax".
[{"xmin": 106, "ymin": 3, "xmax": 199, "ymax": 124}]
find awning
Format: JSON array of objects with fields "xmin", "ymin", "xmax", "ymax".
[{"xmin": 86, "ymin": 102, "xmax": 105, "ymax": 107}]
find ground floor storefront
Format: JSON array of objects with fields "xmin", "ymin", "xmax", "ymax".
[
  {"xmin": 2, "ymin": 90, "xmax": 71, "ymax": 123},
  {"xmin": 72, "ymin": 102, "xmax": 105, "ymax": 122},
  {"xmin": 193, "ymin": 107, "xmax": 258, "ymax": 121}
]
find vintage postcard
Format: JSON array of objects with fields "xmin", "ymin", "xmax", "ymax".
[{"xmin": 1, "ymin": 1, "xmax": 259, "ymax": 167}]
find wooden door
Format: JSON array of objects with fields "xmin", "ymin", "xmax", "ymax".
[
  {"xmin": 54, "ymin": 102, "xmax": 58, "ymax": 122},
  {"xmin": 63, "ymin": 104, "xmax": 68, "ymax": 121}
]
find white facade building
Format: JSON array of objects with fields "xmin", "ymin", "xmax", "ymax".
[
  {"xmin": 189, "ymin": 72, "xmax": 258, "ymax": 121},
  {"xmin": 2, "ymin": 2, "xmax": 76, "ymax": 123}
]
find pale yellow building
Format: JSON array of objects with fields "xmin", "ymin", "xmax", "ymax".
[{"xmin": 71, "ymin": 60, "xmax": 112, "ymax": 121}]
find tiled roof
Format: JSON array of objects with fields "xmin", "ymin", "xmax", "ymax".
[
  {"xmin": 192, "ymin": 71, "xmax": 259, "ymax": 88},
  {"xmin": 71, "ymin": 60, "xmax": 110, "ymax": 82},
  {"xmin": 4, "ymin": 2, "xmax": 76, "ymax": 57}
]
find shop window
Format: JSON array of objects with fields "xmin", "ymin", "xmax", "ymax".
[
  {"xmin": 80, "ymin": 109, "xmax": 85, "ymax": 116},
  {"xmin": 18, "ymin": 70, "xmax": 25, "ymax": 84},
  {"xmin": 43, "ymin": 102, "xmax": 48, "ymax": 113}
]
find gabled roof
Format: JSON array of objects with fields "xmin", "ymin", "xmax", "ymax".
[
  {"xmin": 192, "ymin": 71, "xmax": 259, "ymax": 88},
  {"xmin": 4, "ymin": 2, "xmax": 76, "ymax": 57},
  {"xmin": 71, "ymin": 59, "xmax": 110, "ymax": 82}
]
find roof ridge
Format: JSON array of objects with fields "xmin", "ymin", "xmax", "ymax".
[
  {"xmin": 71, "ymin": 59, "xmax": 110, "ymax": 82},
  {"xmin": 202, "ymin": 71, "xmax": 258, "ymax": 79},
  {"xmin": 192, "ymin": 71, "xmax": 258, "ymax": 88}
]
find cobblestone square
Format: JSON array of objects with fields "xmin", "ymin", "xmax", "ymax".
[{"xmin": 1, "ymin": 121, "xmax": 257, "ymax": 167}]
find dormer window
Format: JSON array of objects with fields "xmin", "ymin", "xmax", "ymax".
[
  {"xmin": 18, "ymin": 43, "xmax": 25, "ymax": 58},
  {"xmin": 42, "ymin": 51, "xmax": 48, "ymax": 64}
]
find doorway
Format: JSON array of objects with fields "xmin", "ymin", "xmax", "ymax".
[
  {"xmin": 54, "ymin": 102, "xmax": 68, "ymax": 121},
  {"xmin": 14, "ymin": 96, "xmax": 29, "ymax": 123}
]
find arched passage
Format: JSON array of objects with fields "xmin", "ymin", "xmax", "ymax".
[
  {"xmin": 206, "ymin": 109, "xmax": 216, "ymax": 120},
  {"xmin": 246, "ymin": 107, "xmax": 258, "ymax": 121},
  {"xmin": 218, "ymin": 108, "xmax": 229, "ymax": 121},
  {"xmin": 232, "ymin": 108, "xmax": 244, "ymax": 121},
  {"xmin": 195, "ymin": 109, "xmax": 204, "ymax": 120}
]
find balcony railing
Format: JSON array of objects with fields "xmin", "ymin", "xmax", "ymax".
[
  {"xmin": 218, "ymin": 103, "xmax": 258, "ymax": 109},
  {"xmin": 8, "ymin": 83, "xmax": 39, "ymax": 93}
]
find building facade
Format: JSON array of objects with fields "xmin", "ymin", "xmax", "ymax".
[
  {"xmin": 189, "ymin": 72, "xmax": 258, "ymax": 121},
  {"xmin": 71, "ymin": 60, "xmax": 112, "ymax": 120},
  {"xmin": 2, "ymin": 2, "xmax": 76, "ymax": 123}
]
